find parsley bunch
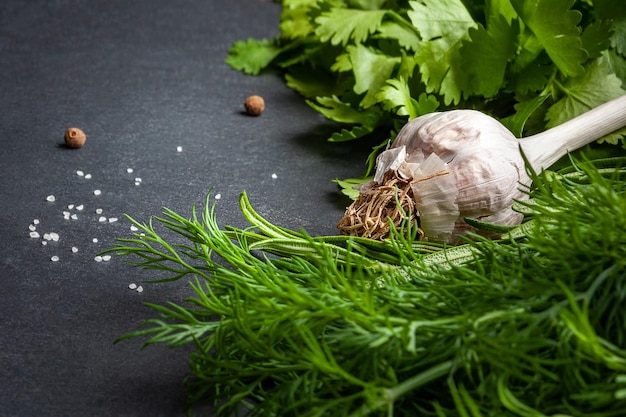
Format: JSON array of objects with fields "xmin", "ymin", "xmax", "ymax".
[
  {"xmin": 227, "ymin": 0, "xmax": 626, "ymax": 178},
  {"xmin": 110, "ymin": 158, "xmax": 626, "ymax": 416}
]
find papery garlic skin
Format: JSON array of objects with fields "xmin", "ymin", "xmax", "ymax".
[{"xmin": 371, "ymin": 110, "xmax": 530, "ymax": 243}]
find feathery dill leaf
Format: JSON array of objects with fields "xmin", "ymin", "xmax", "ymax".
[{"xmin": 108, "ymin": 158, "xmax": 626, "ymax": 416}]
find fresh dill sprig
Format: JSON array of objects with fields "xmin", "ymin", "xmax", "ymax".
[{"xmin": 108, "ymin": 157, "xmax": 626, "ymax": 416}]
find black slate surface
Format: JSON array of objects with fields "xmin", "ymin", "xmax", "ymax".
[{"xmin": 0, "ymin": 2, "xmax": 374, "ymax": 416}]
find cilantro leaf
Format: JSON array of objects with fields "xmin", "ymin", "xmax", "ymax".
[
  {"xmin": 409, "ymin": 0, "xmax": 476, "ymax": 104},
  {"xmin": 329, "ymin": 125, "xmax": 375, "ymax": 143},
  {"xmin": 500, "ymin": 93, "xmax": 550, "ymax": 137},
  {"xmin": 376, "ymin": 21, "xmax": 420, "ymax": 51},
  {"xmin": 377, "ymin": 79, "xmax": 439, "ymax": 120},
  {"xmin": 225, "ymin": 38, "xmax": 281, "ymax": 75},
  {"xmin": 510, "ymin": 0, "xmax": 587, "ymax": 77},
  {"xmin": 348, "ymin": 44, "xmax": 401, "ymax": 108},
  {"xmin": 459, "ymin": 15, "xmax": 518, "ymax": 98},
  {"xmin": 581, "ymin": 20, "xmax": 614, "ymax": 60},
  {"xmin": 546, "ymin": 55, "xmax": 626, "ymax": 140},
  {"xmin": 315, "ymin": 8, "xmax": 387, "ymax": 46},
  {"xmin": 307, "ymin": 95, "xmax": 382, "ymax": 126},
  {"xmin": 594, "ymin": 0, "xmax": 626, "ymax": 55},
  {"xmin": 279, "ymin": 4, "xmax": 316, "ymax": 39}
]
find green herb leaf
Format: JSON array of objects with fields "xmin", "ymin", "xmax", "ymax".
[
  {"xmin": 348, "ymin": 43, "xmax": 401, "ymax": 108},
  {"xmin": 510, "ymin": 0, "xmax": 588, "ymax": 77},
  {"xmin": 315, "ymin": 8, "xmax": 387, "ymax": 46},
  {"xmin": 225, "ymin": 38, "xmax": 281, "ymax": 75},
  {"xmin": 546, "ymin": 55, "xmax": 626, "ymax": 146},
  {"xmin": 409, "ymin": 0, "xmax": 476, "ymax": 104}
]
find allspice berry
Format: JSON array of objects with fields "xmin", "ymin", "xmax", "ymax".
[
  {"xmin": 244, "ymin": 95, "xmax": 265, "ymax": 116},
  {"xmin": 64, "ymin": 127, "xmax": 86, "ymax": 148}
]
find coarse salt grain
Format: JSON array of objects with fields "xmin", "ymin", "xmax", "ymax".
[
  {"xmin": 85, "ymin": 174, "xmax": 92, "ymax": 179},
  {"xmin": 130, "ymin": 225, "xmax": 138, "ymax": 232},
  {"xmin": 93, "ymin": 190, "xmax": 101, "ymax": 196},
  {"xmin": 127, "ymin": 168, "xmax": 134, "ymax": 174},
  {"xmin": 94, "ymin": 256, "xmax": 103, "ymax": 262},
  {"xmin": 51, "ymin": 256, "xmax": 59, "ymax": 262},
  {"xmin": 33, "ymin": 219, "xmax": 40, "ymax": 225},
  {"xmin": 68, "ymin": 204, "xmax": 74, "ymax": 210},
  {"xmin": 63, "ymin": 211, "xmax": 71, "ymax": 220},
  {"xmin": 102, "ymin": 255, "xmax": 111, "ymax": 262},
  {"xmin": 50, "ymin": 232, "xmax": 60, "ymax": 241},
  {"xmin": 29, "ymin": 224, "xmax": 36, "ymax": 231},
  {"xmin": 128, "ymin": 283, "xmax": 137, "ymax": 289},
  {"xmin": 92, "ymin": 238, "xmax": 98, "ymax": 243},
  {"xmin": 42, "ymin": 241, "xmax": 47, "ymax": 246},
  {"xmin": 76, "ymin": 170, "xmax": 84, "ymax": 176},
  {"xmin": 29, "ymin": 231, "xmax": 40, "ymax": 238},
  {"xmin": 215, "ymin": 193, "xmax": 222, "ymax": 200},
  {"xmin": 71, "ymin": 214, "xmax": 78, "ymax": 220},
  {"xmin": 108, "ymin": 217, "xmax": 118, "ymax": 223},
  {"xmin": 176, "ymin": 146, "xmax": 182, "ymax": 152},
  {"xmin": 76, "ymin": 204, "xmax": 84, "ymax": 211},
  {"xmin": 95, "ymin": 208, "xmax": 103, "ymax": 214},
  {"xmin": 271, "ymin": 173, "xmax": 278, "ymax": 179},
  {"xmin": 98, "ymin": 216, "xmax": 107, "ymax": 222},
  {"xmin": 46, "ymin": 195, "xmax": 56, "ymax": 202},
  {"xmin": 71, "ymin": 247, "xmax": 79, "ymax": 253},
  {"xmin": 136, "ymin": 286, "xmax": 144, "ymax": 293}
]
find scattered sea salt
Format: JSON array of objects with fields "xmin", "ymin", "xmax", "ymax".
[
  {"xmin": 76, "ymin": 170, "xmax": 84, "ymax": 176},
  {"xmin": 51, "ymin": 256, "xmax": 59, "ymax": 262},
  {"xmin": 33, "ymin": 219, "xmax": 40, "ymax": 225},
  {"xmin": 128, "ymin": 283, "xmax": 137, "ymax": 290},
  {"xmin": 95, "ymin": 208, "xmax": 103, "ymax": 214},
  {"xmin": 29, "ymin": 231, "xmax": 40, "ymax": 238},
  {"xmin": 68, "ymin": 204, "xmax": 74, "ymax": 210},
  {"xmin": 93, "ymin": 190, "xmax": 101, "ymax": 196},
  {"xmin": 46, "ymin": 195, "xmax": 56, "ymax": 202},
  {"xmin": 63, "ymin": 211, "xmax": 71, "ymax": 220},
  {"xmin": 43, "ymin": 232, "xmax": 59, "ymax": 241},
  {"xmin": 98, "ymin": 216, "xmax": 107, "ymax": 223},
  {"xmin": 71, "ymin": 214, "xmax": 78, "ymax": 220},
  {"xmin": 94, "ymin": 256, "xmax": 103, "ymax": 262},
  {"xmin": 29, "ymin": 224, "xmax": 37, "ymax": 231},
  {"xmin": 92, "ymin": 238, "xmax": 98, "ymax": 243},
  {"xmin": 214, "ymin": 193, "xmax": 222, "ymax": 200},
  {"xmin": 271, "ymin": 173, "xmax": 278, "ymax": 179},
  {"xmin": 136, "ymin": 286, "xmax": 144, "ymax": 293},
  {"xmin": 130, "ymin": 225, "xmax": 138, "ymax": 232},
  {"xmin": 76, "ymin": 204, "xmax": 84, "ymax": 211},
  {"xmin": 71, "ymin": 247, "xmax": 79, "ymax": 253},
  {"xmin": 102, "ymin": 255, "xmax": 111, "ymax": 262},
  {"xmin": 85, "ymin": 174, "xmax": 92, "ymax": 179},
  {"xmin": 42, "ymin": 241, "xmax": 47, "ymax": 246},
  {"xmin": 176, "ymin": 146, "xmax": 182, "ymax": 152},
  {"xmin": 108, "ymin": 217, "xmax": 118, "ymax": 223},
  {"xmin": 127, "ymin": 168, "xmax": 134, "ymax": 174}
]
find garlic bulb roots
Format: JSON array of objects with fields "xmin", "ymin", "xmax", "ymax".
[{"xmin": 338, "ymin": 95, "xmax": 626, "ymax": 243}]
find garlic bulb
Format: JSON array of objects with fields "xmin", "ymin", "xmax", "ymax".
[{"xmin": 338, "ymin": 95, "xmax": 626, "ymax": 243}]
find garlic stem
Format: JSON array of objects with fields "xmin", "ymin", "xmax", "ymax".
[{"xmin": 520, "ymin": 95, "xmax": 626, "ymax": 172}]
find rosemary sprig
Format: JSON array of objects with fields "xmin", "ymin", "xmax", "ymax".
[{"xmin": 108, "ymin": 158, "xmax": 626, "ymax": 416}]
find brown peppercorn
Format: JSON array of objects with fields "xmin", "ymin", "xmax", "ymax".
[
  {"xmin": 244, "ymin": 95, "xmax": 265, "ymax": 116},
  {"xmin": 64, "ymin": 127, "xmax": 86, "ymax": 148}
]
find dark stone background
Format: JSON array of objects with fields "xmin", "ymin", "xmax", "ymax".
[{"xmin": 0, "ymin": 1, "xmax": 374, "ymax": 415}]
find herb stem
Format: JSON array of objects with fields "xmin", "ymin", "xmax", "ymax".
[{"xmin": 348, "ymin": 360, "xmax": 454, "ymax": 417}]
